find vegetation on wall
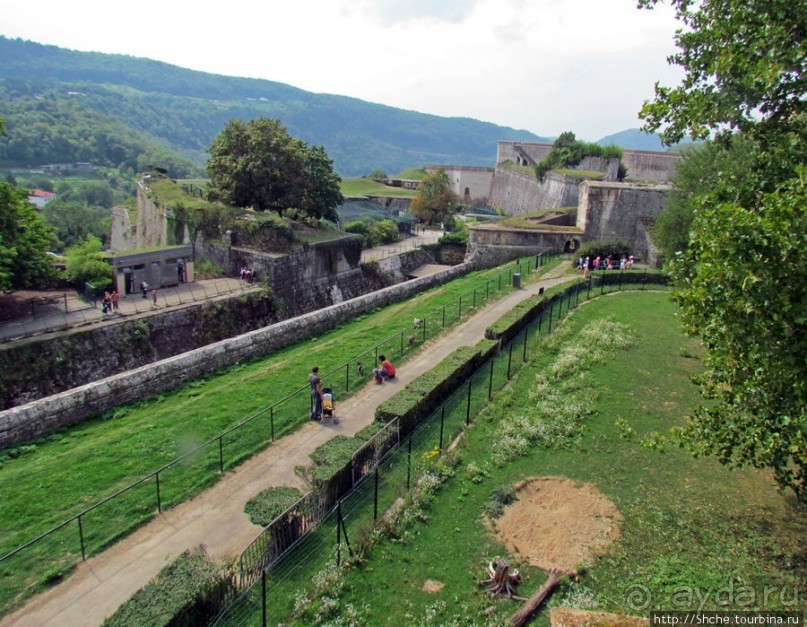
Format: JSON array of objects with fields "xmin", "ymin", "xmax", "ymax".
[{"xmin": 535, "ymin": 132, "xmax": 625, "ymax": 180}]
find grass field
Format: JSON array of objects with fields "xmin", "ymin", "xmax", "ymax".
[
  {"xmin": 340, "ymin": 178, "xmax": 418, "ymax": 199},
  {"xmin": 259, "ymin": 292, "xmax": 806, "ymax": 625},
  {"xmin": 0, "ymin": 255, "xmax": 560, "ymax": 615}
]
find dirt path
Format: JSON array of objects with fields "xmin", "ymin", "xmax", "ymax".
[{"xmin": 3, "ymin": 265, "xmax": 574, "ymax": 627}]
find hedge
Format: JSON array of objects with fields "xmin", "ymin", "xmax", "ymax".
[
  {"xmin": 375, "ymin": 339, "xmax": 498, "ymax": 436},
  {"xmin": 103, "ymin": 547, "xmax": 233, "ymax": 627}
]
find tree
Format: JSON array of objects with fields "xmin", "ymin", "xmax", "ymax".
[
  {"xmin": 640, "ymin": 0, "xmax": 807, "ymax": 498},
  {"xmin": 301, "ymin": 145, "xmax": 343, "ymax": 223},
  {"xmin": 63, "ymin": 235, "xmax": 113, "ymax": 291},
  {"xmin": 42, "ymin": 200, "xmax": 112, "ymax": 251},
  {"xmin": 0, "ymin": 181, "xmax": 55, "ymax": 291},
  {"xmin": 652, "ymin": 136, "xmax": 755, "ymax": 263},
  {"xmin": 409, "ymin": 168, "xmax": 458, "ymax": 225},
  {"xmin": 206, "ymin": 118, "xmax": 341, "ymax": 222}
]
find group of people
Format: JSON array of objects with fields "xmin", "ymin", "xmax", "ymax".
[
  {"xmin": 309, "ymin": 355, "xmax": 397, "ymax": 421},
  {"xmin": 239, "ymin": 267, "xmax": 257, "ymax": 284},
  {"xmin": 101, "ymin": 290, "xmax": 120, "ymax": 315},
  {"xmin": 576, "ymin": 254, "xmax": 635, "ymax": 277}
]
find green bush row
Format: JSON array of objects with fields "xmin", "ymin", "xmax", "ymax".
[
  {"xmin": 375, "ymin": 339, "xmax": 498, "ymax": 436},
  {"xmin": 104, "ymin": 547, "xmax": 233, "ymax": 627}
]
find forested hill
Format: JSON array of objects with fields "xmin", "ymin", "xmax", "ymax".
[{"xmin": 0, "ymin": 37, "xmax": 549, "ymax": 177}]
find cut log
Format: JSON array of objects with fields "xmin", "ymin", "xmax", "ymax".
[{"xmin": 509, "ymin": 568, "xmax": 573, "ymax": 627}]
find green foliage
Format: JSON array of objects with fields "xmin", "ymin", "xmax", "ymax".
[
  {"xmin": 244, "ymin": 486, "xmax": 303, "ymax": 527},
  {"xmin": 62, "ymin": 235, "xmax": 112, "ymax": 290},
  {"xmin": 639, "ymin": 0, "xmax": 807, "ymax": 498},
  {"xmin": 670, "ymin": 171, "xmax": 807, "ymax": 499},
  {"xmin": 575, "ymin": 239, "xmax": 632, "ymax": 263},
  {"xmin": 652, "ymin": 136, "xmax": 755, "ymax": 264},
  {"xmin": 366, "ymin": 219, "xmax": 399, "ymax": 247},
  {"xmin": 368, "ymin": 169, "xmax": 387, "ymax": 180},
  {"xmin": 343, "ymin": 221, "xmax": 368, "ymax": 236},
  {"xmin": 408, "ymin": 168, "xmax": 459, "ymax": 225},
  {"xmin": 0, "ymin": 181, "xmax": 56, "ymax": 290},
  {"xmin": 308, "ymin": 435, "xmax": 363, "ymax": 482},
  {"xmin": 534, "ymin": 132, "xmax": 625, "ymax": 180},
  {"xmin": 103, "ymin": 547, "xmax": 232, "ymax": 626},
  {"xmin": 481, "ymin": 485, "xmax": 516, "ymax": 519},
  {"xmin": 206, "ymin": 118, "xmax": 342, "ymax": 222},
  {"xmin": 438, "ymin": 218, "xmax": 468, "ymax": 245}
]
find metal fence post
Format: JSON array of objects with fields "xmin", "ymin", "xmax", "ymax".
[
  {"xmin": 548, "ymin": 302, "xmax": 554, "ymax": 334},
  {"xmin": 488, "ymin": 359, "xmax": 494, "ymax": 400},
  {"xmin": 507, "ymin": 341, "xmax": 513, "ymax": 379},
  {"xmin": 262, "ymin": 569, "xmax": 267, "ymax": 627},
  {"xmin": 466, "ymin": 379, "xmax": 472, "ymax": 425},
  {"xmin": 458, "ymin": 295, "xmax": 462, "ymax": 319},
  {"xmin": 442, "ymin": 305, "xmax": 446, "ymax": 328},
  {"xmin": 64, "ymin": 292, "xmax": 68, "ymax": 314},
  {"xmin": 601, "ymin": 274, "xmax": 606, "ymax": 296},
  {"xmin": 156, "ymin": 472, "xmax": 162, "ymax": 513},
  {"xmin": 270, "ymin": 406, "xmax": 275, "ymax": 442},
  {"xmin": 422, "ymin": 317, "xmax": 427, "ymax": 341},
  {"xmin": 346, "ymin": 362, "xmax": 350, "ymax": 393},
  {"xmin": 406, "ymin": 436, "xmax": 412, "ymax": 490},
  {"xmin": 373, "ymin": 465, "xmax": 379, "ymax": 521},
  {"xmin": 400, "ymin": 330, "xmax": 404, "ymax": 356},
  {"xmin": 78, "ymin": 515, "xmax": 86, "ymax": 561},
  {"xmin": 337, "ymin": 500, "xmax": 343, "ymax": 566},
  {"xmin": 439, "ymin": 406, "xmax": 445, "ymax": 450},
  {"xmin": 522, "ymin": 325, "xmax": 528, "ymax": 361},
  {"xmin": 587, "ymin": 275, "xmax": 592, "ymax": 300}
]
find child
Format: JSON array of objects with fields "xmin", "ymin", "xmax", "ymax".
[{"xmin": 372, "ymin": 355, "xmax": 396, "ymax": 384}]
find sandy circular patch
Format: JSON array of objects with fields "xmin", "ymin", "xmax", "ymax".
[
  {"xmin": 423, "ymin": 579, "xmax": 444, "ymax": 594},
  {"xmin": 486, "ymin": 477, "xmax": 622, "ymax": 572}
]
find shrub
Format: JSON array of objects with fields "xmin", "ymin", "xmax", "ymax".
[
  {"xmin": 244, "ymin": 486, "xmax": 303, "ymax": 527},
  {"xmin": 103, "ymin": 547, "xmax": 233, "ymax": 626},
  {"xmin": 574, "ymin": 239, "xmax": 632, "ymax": 264}
]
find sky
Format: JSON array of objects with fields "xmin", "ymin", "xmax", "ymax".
[{"xmin": 0, "ymin": 0, "xmax": 685, "ymax": 141}]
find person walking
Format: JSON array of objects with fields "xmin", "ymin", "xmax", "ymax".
[
  {"xmin": 141, "ymin": 280, "xmax": 149, "ymax": 299},
  {"xmin": 309, "ymin": 366, "xmax": 323, "ymax": 420},
  {"xmin": 111, "ymin": 290, "xmax": 120, "ymax": 313}
]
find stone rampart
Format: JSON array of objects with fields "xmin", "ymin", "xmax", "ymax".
[
  {"xmin": 490, "ymin": 169, "xmax": 579, "ymax": 216},
  {"xmin": 577, "ymin": 181, "xmax": 670, "ymax": 262},
  {"xmin": 623, "ymin": 149, "xmax": 682, "ymax": 182},
  {"xmin": 0, "ymin": 263, "xmax": 472, "ymax": 449}
]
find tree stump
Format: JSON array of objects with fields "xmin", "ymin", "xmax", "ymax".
[{"xmin": 480, "ymin": 560, "xmax": 523, "ymax": 600}]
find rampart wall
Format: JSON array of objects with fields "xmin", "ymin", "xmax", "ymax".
[
  {"xmin": 490, "ymin": 169, "xmax": 580, "ymax": 215},
  {"xmin": 496, "ymin": 141, "xmax": 681, "ymax": 183},
  {"xmin": 0, "ymin": 262, "xmax": 471, "ymax": 449},
  {"xmin": 577, "ymin": 181, "xmax": 669, "ymax": 263}
]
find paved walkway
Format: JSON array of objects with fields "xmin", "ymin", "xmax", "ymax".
[
  {"xmin": 2, "ymin": 265, "xmax": 574, "ymax": 627},
  {"xmin": 0, "ymin": 278, "xmax": 254, "ymax": 342}
]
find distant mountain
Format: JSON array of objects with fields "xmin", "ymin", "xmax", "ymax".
[
  {"xmin": 596, "ymin": 128, "xmax": 694, "ymax": 152},
  {"xmin": 0, "ymin": 37, "xmax": 551, "ymax": 177}
]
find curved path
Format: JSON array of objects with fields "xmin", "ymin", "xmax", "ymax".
[{"xmin": 3, "ymin": 265, "xmax": 574, "ymax": 626}]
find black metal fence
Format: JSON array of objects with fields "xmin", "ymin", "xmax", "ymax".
[
  {"xmin": 211, "ymin": 270, "xmax": 671, "ymax": 626},
  {"xmin": 0, "ymin": 251, "xmax": 560, "ymax": 612}
]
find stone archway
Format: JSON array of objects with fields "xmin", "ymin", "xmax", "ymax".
[{"xmin": 564, "ymin": 239, "xmax": 580, "ymax": 254}]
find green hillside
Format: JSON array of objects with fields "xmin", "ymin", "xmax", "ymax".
[{"xmin": 0, "ymin": 37, "xmax": 549, "ymax": 177}]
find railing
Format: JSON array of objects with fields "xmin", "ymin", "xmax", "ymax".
[
  {"xmin": 0, "ymin": 278, "xmax": 256, "ymax": 342},
  {"xmin": 212, "ymin": 270, "xmax": 671, "ymax": 626},
  {"xmin": 0, "ymin": 250, "xmax": 561, "ymax": 613}
]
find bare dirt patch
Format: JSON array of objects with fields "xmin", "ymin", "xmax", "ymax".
[
  {"xmin": 486, "ymin": 476, "xmax": 622, "ymax": 572},
  {"xmin": 549, "ymin": 607, "xmax": 648, "ymax": 626},
  {"xmin": 423, "ymin": 579, "xmax": 444, "ymax": 594}
]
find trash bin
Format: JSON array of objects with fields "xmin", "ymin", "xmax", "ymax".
[{"xmin": 512, "ymin": 273, "xmax": 521, "ymax": 288}]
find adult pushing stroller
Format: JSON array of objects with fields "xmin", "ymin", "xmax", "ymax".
[{"xmin": 320, "ymin": 386, "xmax": 339, "ymax": 424}]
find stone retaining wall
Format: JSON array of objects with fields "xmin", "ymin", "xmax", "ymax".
[{"xmin": 0, "ymin": 263, "xmax": 471, "ymax": 449}]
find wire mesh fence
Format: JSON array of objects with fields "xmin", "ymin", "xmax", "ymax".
[{"xmin": 212, "ymin": 270, "xmax": 671, "ymax": 626}]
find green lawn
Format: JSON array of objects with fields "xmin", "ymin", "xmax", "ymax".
[
  {"xmin": 269, "ymin": 292, "xmax": 805, "ymax": 625},
  {"xmin": 340, "ymin": 178, "xmax": 418, "ymax": 198},
  {"xmin": 0, "ymin": 255, "xmax": 557, "ymax": 615}
]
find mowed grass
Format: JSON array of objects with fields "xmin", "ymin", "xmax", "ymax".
[
  {"xmin": 0, "ymin": 256, "xmax": 556, "ymax": 614},
  {"xmin": 340, "ymin": 178, "xmax": 417, "ymax": 198},
  {"xmin": 320, "ymin": 293, "xmax": 807, "ymax": 624}
]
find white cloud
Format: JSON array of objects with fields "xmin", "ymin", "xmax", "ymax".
[{"xmin": 0, "ymin": 0, "xmax": 684, "ymax": 140}]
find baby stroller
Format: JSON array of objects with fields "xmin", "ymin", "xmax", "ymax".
[{"xmin": 320, "ymin": 386, "xmax": 339, "ymax": 424}]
